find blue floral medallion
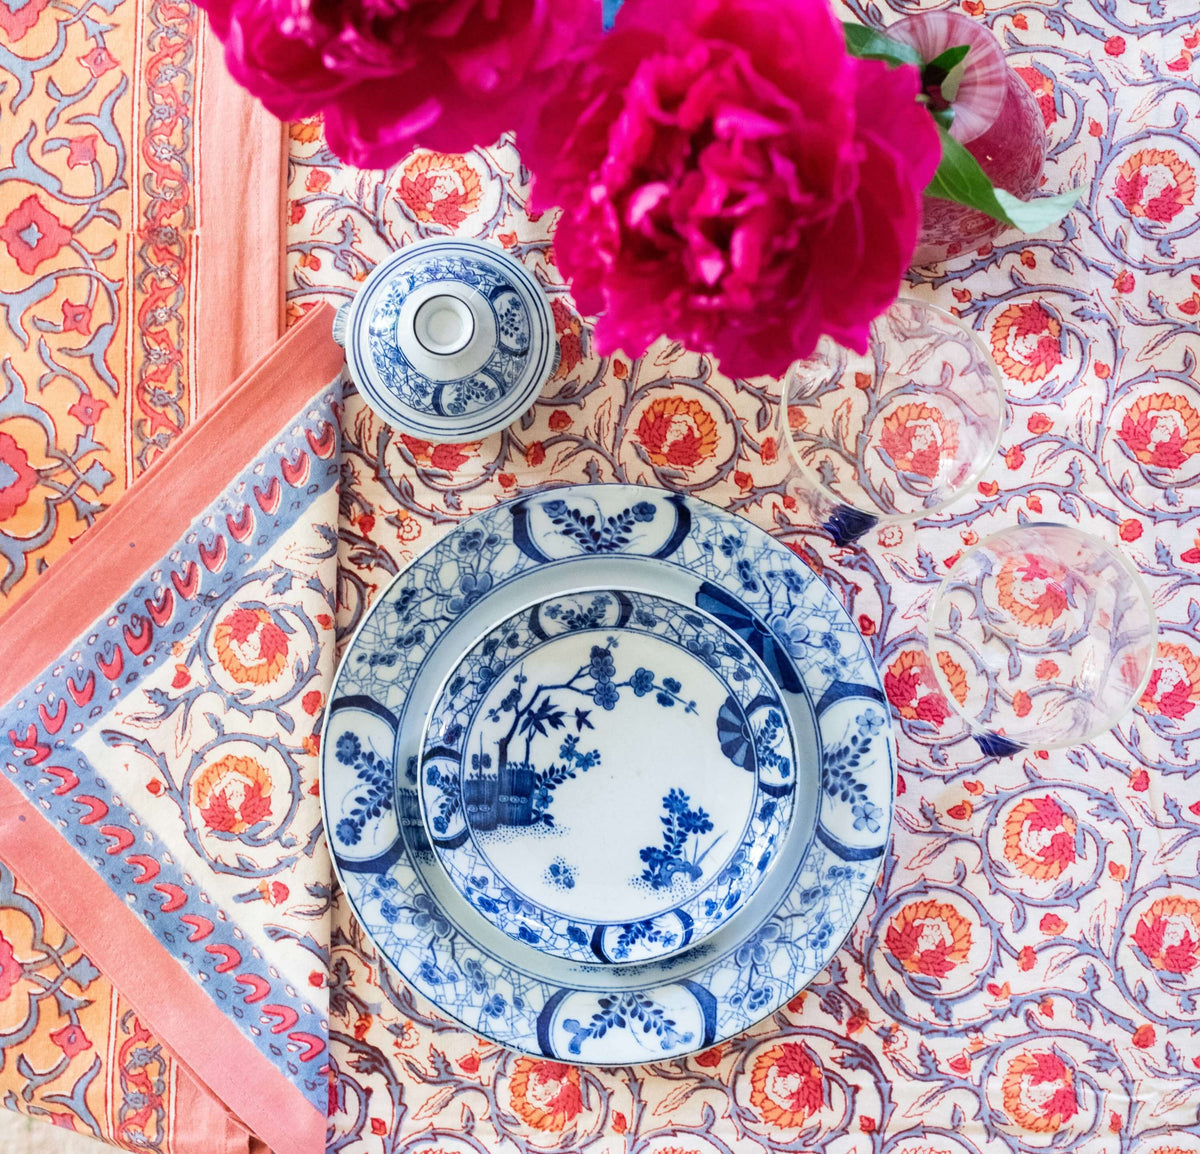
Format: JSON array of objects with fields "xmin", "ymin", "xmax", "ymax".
[
  {"xmin": 420, "ymin": 590, "xmax": 797, "ymax": 965},
  {"xmin": 322, "ymin": 484, "xmax": 895, "ymax": 1064}
]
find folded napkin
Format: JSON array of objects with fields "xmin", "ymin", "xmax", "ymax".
[{"xmin": 0, "ymin": 307, "xmax": 344, "ymax": 1152}]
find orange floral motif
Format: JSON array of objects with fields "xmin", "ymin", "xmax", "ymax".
[
  {"xmin": 212, "ymin": 608, "xmax": 290, "ymax": 684},
  {"xmin": 1003, "ymin": 796, "xmax": 1079, "ymax": 880},
  {"xmin": 884, "ymin": 900, "xmax": 973, "ymax": 979},
  {"xmin": 748, "ymin": 1042, "xmax": 825, "ymax": 1129},
  {"xmin": 878, "ymin": 403, "xmax": 958, "ymax": 480},
  {"xmin": 507, "ymin": 1058, "xmax": 583, "ymax": 1131},
  {"xmin": 1131, "ymin": 896, "xmax": 1200, "ymax": 975},
  {"xmin": 1139, "ymin": 643, "xmax": 1200, "ymax": 721},
  {"xmin": 995, "ymin": 554, "xmax": 1070, "ymax": 627},
  {"xmin": 192, "ymin": 754, "xmax": 273, "ymax": 835},
  {"xmin": 1119, "ymin": 393, "xmax": 1200, "ymax": 471},
  {"xmin": 885, "ymin": 651, "xmax": 950, "ymax": 726},
  {"xmin": 396, "ymin": 152, "xmax": 483, "ymax": 230},
  {"xmin": 635, "ymin": 396, "xmax": 719, "ymax": 470},
  {"xmin": 1114, "ymin": 148, "xmax": 1196, "ymax": 224},
  {"xmin": 989, "ymin": 302, "xmax": 1063, "ymax": 383},
  {"xmin": 1000, "ymin": 1050, "xmax": 1079, "ymax": 1133},
  {"xmin": 936, "ymin": 651, "xmax": 969, "ymax": 705}
]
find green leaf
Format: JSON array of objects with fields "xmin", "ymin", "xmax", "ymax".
[
  {"xmin": 925, "ymin": 44, "xmax": 970, "ymax": 75},
  {"xmin": 842, "ymin": 22, "xmax": 923, "ymax": 68},
  {"xmin": 927, "ymin": 123, "xmax": 1082, "ymax": 233},
  {"xmin": 923, "ymin": 44, "xmax": 970, "ymax": 102}
]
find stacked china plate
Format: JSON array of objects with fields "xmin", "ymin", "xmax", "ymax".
[{"xmin": 321, "ymin": 485, "xmax": 895, "ymax": 1065}]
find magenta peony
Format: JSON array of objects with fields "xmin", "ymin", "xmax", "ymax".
[
  {"xmin": 525, "ymin": 0, "xmax": 943, "ymax": 379},
  {"xmin": 200, "ymin": 0, "xmax": 598, "ymax": 168}
]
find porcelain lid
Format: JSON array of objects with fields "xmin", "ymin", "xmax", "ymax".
[{"xmin": 335, "ymin": 238, "xmax": 557, "ymax": 442}]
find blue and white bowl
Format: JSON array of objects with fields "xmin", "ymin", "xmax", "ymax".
[{"xmin": 333, "ymin": 238, "xmax": 557, "ymax": 443}]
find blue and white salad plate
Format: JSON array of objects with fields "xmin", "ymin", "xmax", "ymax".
[
  {"xmin": 419, "ymin": 588, "xmax": 799, "ymax": 966},
  {"xmin": 322, "ymin": 485, "xmax": 895, "ymax": 1064},
  {"xmin": 333, "ymin": 238, "xmax": 556, "ymax": 442}
]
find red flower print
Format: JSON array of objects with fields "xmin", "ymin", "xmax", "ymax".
[
  {"xmin": 1113, "ymin": 270, "xmax": 1135, "ymax": 294},
  {"xmin": 0, "ymin": 431, "xmax": 38, "ymax": 521},
  {"xmin": 0, "ymin": 195, "xmax": 73, "ymax": 275},
  {"xmin": 68, "ymin": 392, "xmax": 107, "ymax": 426},
  {"xmin": 429, "ymin": 443, "xmax": 470, "ymax": 473},
  {"xmin": 370, "ymin": 1119, "xmax": 388, "ymax": 1135},
  {"xmin": 507, "ymin": 1058, "xmax": 582, "ymax": 1129},
  {"xmin": 879, "ymin": 403, "xmax": 957, "ymax": 479},
  {"xmin": 748, "ymin": 1041, "xmax": 825, "ymax": 1123},
  {"xmin": 61, "ymin": 300, "xmax": 93, "ymax": 336},
  {"xmin": 1115, "ymin": 149, "xmax": 1196, "ymax": 224},
  {"xmin": 77, "ymin": 46, "xmax": 118, "ymax": 77},
  {"xmin": 1132, "ymin": 1024, "xmax": 1155, "ymax": 1048},
  {"xmin": 1019, "ymin": 946, "xmax": 1037, "ymax": 971},
  {"xmin": 302, "ymin": 690, "xmax": 322, "ymax": 715},
  {"xmin": 694, "ymin": 1045, "xmax": 724, "ymax": 1068},
  {"xmin": 1040, "ymin": 913, "xmax": 1066, "ymax": 935},
  {"xmin": 548, "ymin": 410, "xmax": 572, "ymax": 432},
  {"xmin": 1014, "ymin": 66, "xmax": 1056, "ymax": 128},
  {"xmin": 49, "ymin": 1023, "xmax": 93, "ymax": 1058},
  {"xmin": 0, "ymin": 0, "xmax": 48, "ymax": 39},
  {"xmin": 66, "ymin": 135, "xmax": 98, "ymax": 168},
  {"xmin": 1027, "ymin": 413, "xmax": 1053, "ymax": 435},
  {"xmin": 635, "ymin": 396, "xmax": 719, "ymax": 470},
  {"xmin": 1105, "ymin": 35, "xmax": 1126, "ymax": 55},
  {"xmin": 989, "ymin": 302, "xmax": 1062, "ymax": 384},
  {"xmin": 397, "ymin": 153, "xmax": 483, "ymax": 230},
  {"xmin": 1119, "ymin": 394, "xmax": 1200, "ymax": 470},
  {"xmin": 885, "ymin": 900, "xmax": 972, "ymax": 979},
  {"xmin": 0, "ymin": 932, "xmax": 22, "ymax": 1000},
  {"xmin": 611, "ymin": 1111, "xmax": 627, "ymax": 1133},
  {"xmin": 525, "ymin": 442, "xmax": 546, "ymax": 468}
]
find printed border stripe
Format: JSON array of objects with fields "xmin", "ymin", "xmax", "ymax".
[
  {"xmin": 0, "ymin": 779, "xmax": 323, "ymax": 1154},
  {"xmin": 0, "ymin": 303, "xmax": 342, "ymax": 709}
]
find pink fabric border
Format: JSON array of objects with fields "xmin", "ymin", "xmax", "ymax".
[
  {"xmin": 0, "ymin": 304, "xmax": 343, "ymax": 1153},
  {"xmin": 195, "ymin": 20, "xmax": 287, "ymax": 409}
]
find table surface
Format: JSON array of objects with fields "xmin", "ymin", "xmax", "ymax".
[
  {"xmin": 284, "ymin": 2, "xmax": 1200, "ymax": 1150},
  {"xmin": 2, "ymin": 0, "xmax": 1199, "ymax": 1150}
]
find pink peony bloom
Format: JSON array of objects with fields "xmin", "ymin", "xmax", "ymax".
[
  {"xmin": 200, "ymin": 0, "xmax": 598, "ymax": 168},
  {"xmin": 526, "ymin": 0, "xmax": 942, "ymax": 379}
]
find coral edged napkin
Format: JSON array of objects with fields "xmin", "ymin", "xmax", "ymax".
[{"xmin": 0, "ymin": 305, "xmax": 345, "ymax": 1152}]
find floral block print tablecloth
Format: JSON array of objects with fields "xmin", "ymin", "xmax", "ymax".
[
  {"xmin": 285, "ymin": 1, "xmax": 1200, "ymax": 1152},
  {"xmin": 0, "ymin": 0, "xmax": 283, "ymax": 614}
]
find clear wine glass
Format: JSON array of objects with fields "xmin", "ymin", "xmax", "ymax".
[
  {"xmin": 925, "ymin": 523, "xmax": 1158, "ymax": 755},
  {"xmin": 780, "ymin": 297, "xmax": 1006, "ymax": 545}
]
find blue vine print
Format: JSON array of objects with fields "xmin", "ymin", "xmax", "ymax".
[
  {"xmin": 468, "ymin": 642, "xmax": 696, "ymax": 829},
  {"xmin": 333, "ymin": 732, "xmax": 393, "ymax": 846},
  {"xmin": 639, "ymin": 789, "xmax": 719, "ymax": 890},
  {"xmin": 562, "ymin": 992, "xmax": 694, "ymax": 1056},
  {"xmin": 542, "ymin": 498, "xmax": 657, "ymax": 552}
]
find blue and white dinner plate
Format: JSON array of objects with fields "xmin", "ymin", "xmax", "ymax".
[
  {"xmin": 333, "ymin": 238, "xmax": 556, "ymax": 442},
  {"xmin": 419, "ymin": 588, "xmax": 799, "ymax": 966},
  {"xmin": 322, "ymin": 485, "xmax": 895, "ymax": 1064}
]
